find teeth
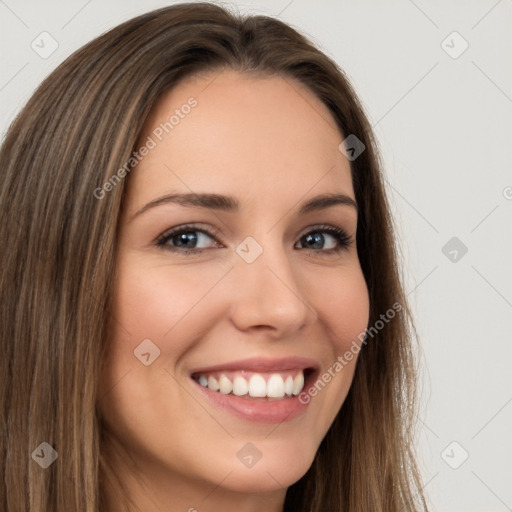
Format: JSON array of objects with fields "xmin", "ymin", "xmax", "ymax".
[
  {"xmin": 233, "ymin": 375, "xmax": 249, "ymax": 396},
  {"xmin": 267, "ymin": 374, "xmax": 285, "ymax": 397},
  {"xmin": 248, "ymin": 374, "xmax": 267, "ymax": 397},
  {"xmin": 218, "ymin": 374, "xmax": 233, "ymax": 394},
  {"xmin": 292, "ymin": 372, "xmax": 304, "ymax": 396},
  {"xmin": 207, "ymin": 376, "xmax": 219, "ymax": 391},
  {"xmin": 195, "ymin": 369, "xmax": 306, "ymax": 398},
  {"xmin": 284, "ymin": 375, "xmax": 293, "ymax": 396}
]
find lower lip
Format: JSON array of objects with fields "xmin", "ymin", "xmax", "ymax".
[{"xmin": 191, "ymin": 379, "xmax": 311, "ymax": 424}]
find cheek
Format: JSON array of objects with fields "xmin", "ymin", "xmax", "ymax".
[
  {"xmin": 98, "ymin": 257, "xmax": 230, "ymax": 422},
  {"xmin": 306, "ymin": 262, "xmax": 370, "ymax": 350},
  {"xmin": 299, "ymin": 263, "xmax": 369, "ymax": 426},
  {"xmin": 98, "ymin": 258, "xmax": 234, "ymax": 467},
  {"xmin": 110, "ymin": 256, "xmax": 231, "ymax": 356}
]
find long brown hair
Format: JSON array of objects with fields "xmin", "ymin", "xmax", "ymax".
[{"xmin": 0, "ymin": 3, "xmax": 427, "ymax": 511}]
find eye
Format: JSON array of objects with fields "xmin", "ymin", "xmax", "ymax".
[
  {"xmin": 156, "ymin": 224, "xmax": 222, "ymax": 254},
  {"xmin": 155, "ymin": 223, "xmax": 352, "ymax": 255},
  {"xmin": 295, "ymin": 225, "xmax": 351, "ymax": 253}
]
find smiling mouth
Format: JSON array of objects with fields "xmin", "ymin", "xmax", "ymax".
[{"xmin": 191, "ymin": 368, "xmax": 316, "ymax": 401}]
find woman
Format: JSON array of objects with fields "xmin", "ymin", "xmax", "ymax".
[{"xmin": 0, "ymin": 3, "xmax": 428, "ymax": 511}]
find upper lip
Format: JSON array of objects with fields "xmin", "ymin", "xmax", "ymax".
[{"xmin": 189, "ymin": 356, "xmax": 319, "ymax": 375}]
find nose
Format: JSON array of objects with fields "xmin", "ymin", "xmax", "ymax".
[{"xmin": 229, "ymin": 243, "xmax": 317, "ymax": 338}]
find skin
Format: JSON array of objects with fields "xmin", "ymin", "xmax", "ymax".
[{"xmin": 98, "ymin": 69, "xmax": 370, "ymax": 512}]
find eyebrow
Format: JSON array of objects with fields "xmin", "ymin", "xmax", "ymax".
[{"xmin": 130, "ymin": 191, "xmax": 357, "ymax": 221}]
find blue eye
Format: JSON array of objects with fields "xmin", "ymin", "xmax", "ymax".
[
  {"xmin": 156, "ymin": 224, "xmax": 220, "ymax": 254},
  {"xmin": 156, "ymin": 224, "xmax": 352, "ymax": 255},
  {"xmin": 161, "ymin": 230, "xmax": 215, "ymax": 249},
  {"xmin": 295, "ymin": 226, "xmax": 351, "ymax": 253}
]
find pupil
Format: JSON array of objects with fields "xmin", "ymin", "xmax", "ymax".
[
  {"xmin": 175, "ymin": 232, "xmax": 197, "ymax": 247},
  {"xmin": 305, "ymin": 232, "xmax": 324, "ymax": 249}
]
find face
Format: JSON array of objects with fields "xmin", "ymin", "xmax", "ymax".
[{"xmin": 98, "ymin": 69, "xmax": 369, "ymax": 506}]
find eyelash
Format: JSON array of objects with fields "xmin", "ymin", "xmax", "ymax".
[{"xmin": 155, "ymin": 223, "xmax": 352, "ymax": 256}]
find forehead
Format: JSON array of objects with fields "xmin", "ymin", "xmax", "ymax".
[{"xmin": 126, "ymin": 70, "xmax": 354, "ymax": 211}]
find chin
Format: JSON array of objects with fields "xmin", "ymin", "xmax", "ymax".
[{"xmin": 209, "ymin": 437, "xmax": 317, "ymax": 493}]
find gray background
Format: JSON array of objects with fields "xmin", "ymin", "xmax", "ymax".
[{"xmin": 1, "ymin": 1, "xmax": 511, "ymax": 510}]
